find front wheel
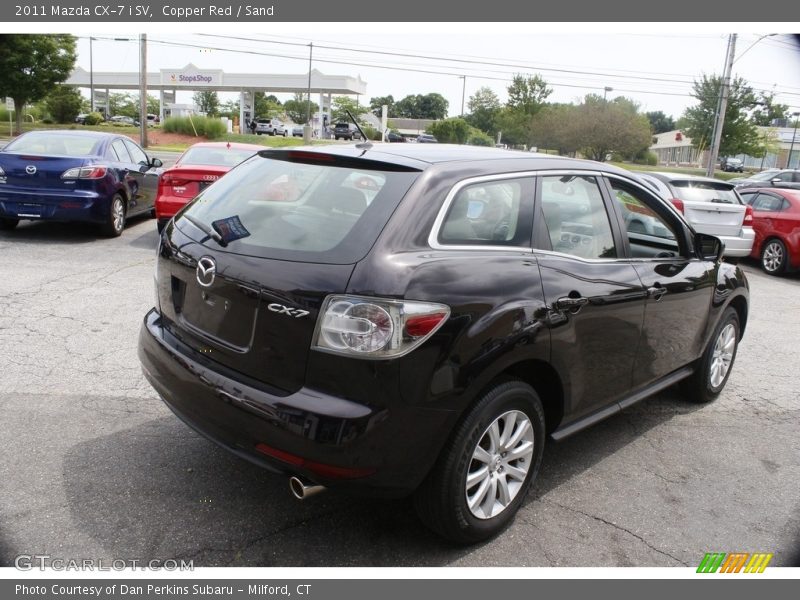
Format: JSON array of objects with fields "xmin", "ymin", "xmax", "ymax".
[
  {"xmin": 761, "ymin": 239, "xmax": 787, "ymax": 275},
  {"xmin": 414, "ymin": 379, "xmax": 545, "ymax": 543},
  {"xmin": 684, "ymin": 307, "xmax": 740, "ymax": 403},
  {"xmin": 0, "ymin": 218, "xmax": 19, "ymax": 230}
]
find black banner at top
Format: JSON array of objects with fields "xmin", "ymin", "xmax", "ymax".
[{"xmin": 3, "ymin": 0, "xmax": 800, "ymax": 22}]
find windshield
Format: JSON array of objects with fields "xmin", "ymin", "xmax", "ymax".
[
  {"xmin": 4, "ymin": 132, "xmax": 100, "ymax": 156},
  {"xmin": 671, "ymin": 181, "xmax": 742, "ymax": 204},
  {"xmin": 179, "ymin": 146, "xmax": 258, "ymax": 167},
  {"xmin": 178, "ymin": 154, "xmax": 420, "ymax": 264}
]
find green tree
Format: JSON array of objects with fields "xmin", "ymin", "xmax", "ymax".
[
  {"xmin": 193, "ymin": 90, "xmax": 219, "ymax": 116},
  {"xmin": 681, "ymin": 74, "xmax": 762, "ymax": 158},
  {"xmin": 369, "ymin": 95, "xmax": 394, "ymax": 118},
  {"xmin": 750, "ymin": 92, "xmax": 790, "ymax": 126},
  {"xmin": 253, "ymin": 92, "xmax": 282, "ymax": 118},
  {"xmin": 646, "ymin": 110, "xmax": 676, "ymax": 134},
  {"xmin": 0, "ymin": 34, "xmax": 77, "ymax": 132},
  {"xmin": 283, "ymin": 99, "xmax": 315, "ymax": 124},
  {"xmin": 44, "ymin": 85, "xmax": 83, "ymax": 123},
  {"xmin": 573, "ymin": 96, "xmax": 653, "ymax": 162},
  {"xmin": 331, "ymin": 96, "xmax": 363, "ymax": 122},
  {"xmin": 506, "ymin": 74, "xmax": 552, "ymax": 116},
  {"xmin": 465, "ymin": 86, "xmax": 501, "ymax": 134},
  {"xmin": 393, "ymin": 93, "xmax": 449, "ymax": 119},
  {"xmin": 530, "ymin": 104, "xmax": 582, "ymax": 155}
]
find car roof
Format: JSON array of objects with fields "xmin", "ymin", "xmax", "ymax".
[
  {"xmin": 261, "ymin": 143, "xmax": 643, "ymax": 176},
  {"xmin": 184, "ymin": 142, "xmax": 263, "ymax": 151},
  {"xmin": 18, "ymin": 129, "xmax": 119, "ymax": 140},
  {"xmin": 645, "ymin": 171, "xmax": 734, "ymax": 186}
]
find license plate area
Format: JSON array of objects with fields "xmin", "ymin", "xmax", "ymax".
[{"xmin": 174, "ymin": 277, "xmax": 260, "ymax": 352}]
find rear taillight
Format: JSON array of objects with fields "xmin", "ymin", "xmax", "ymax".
[
  {"xmin": 743, "ymin": 204, "xmax": 754, "ymax": 226},
  {"xmin": 669, "ymin": 198, "xmax": 685, "ymax": 214},
  {"xmin": 312, "ymin": 295, "xmax": 450, "ymax": 359},
  {"xmin": 61, "ymin": 166, "xmax": 108, "ymax": 179}
]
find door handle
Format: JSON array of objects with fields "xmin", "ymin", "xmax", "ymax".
[
  {"xmin": 647, "ymin": 284, "xmax": 667, "ymax": 300},
  {"xmin": 555, "ymin": 296, "xmax": 589, "ymax": 311}
]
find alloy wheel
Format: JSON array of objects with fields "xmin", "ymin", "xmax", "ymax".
[
  {"xmin": 762, "ymin": 242, "xmax": 783, "ymax": 273},
  {"xmin": 112, "ymin": 198, "xmax": 125, "ymax": 233},
  {"xmin": 709, "ymin": 323, "xmax": 736, "ymax": 388},
  {"xmin": 465, "ymin": 410, "xmax": 534, "ymax": 520}
]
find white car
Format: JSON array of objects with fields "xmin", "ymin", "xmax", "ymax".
[
  {"xmin": 253, "ymin": 118, "xmax": 288, "ymax": 136},
  {"xmin": 636, "ymin": 172, "xmax": 755, "ymax": 259}
]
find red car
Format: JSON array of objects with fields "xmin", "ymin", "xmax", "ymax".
[
  {"xmin": 739, "ymin": 187, "xmax": 800, "ymax": 275},
  {"xmin": 155, "ymin": 142, "xmax": 263, "ymax": 232}
]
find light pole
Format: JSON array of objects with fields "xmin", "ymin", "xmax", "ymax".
[
  {"xmin": 603, "ymin": 86, "xmax": 613, "ymax": 101},
  {"xmin": 788, "ymin": 111, "xmax": 800, "ymax": 169},
  {"xmin": 706, "ymin": 34, "xmax": 737, "ymax": 178},
  {"xmin": 89, "ymin": 36, "xmax": 94, "ymax": 113}
]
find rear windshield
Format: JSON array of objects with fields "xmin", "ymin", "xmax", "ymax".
[
  {"xmin": 178, "ymin": 154, "xmax": 420, "ymax": 264},
  {"xmin": 179, "ymin": 146, "xmax": 258, "ymax": 167},
  {"xmin": 670, "ymin": 181, "xmax": 742, "ymax": 204},
  {"xmin": 4, "ymin": 132, "xmax": 100, "ymax": 156}
]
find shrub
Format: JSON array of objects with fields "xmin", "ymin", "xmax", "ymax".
[
  {"xmin": 162, "ymin": 115, "xmax": 227, "ymax": 140},
  {"xmin": 42, "ymin": 118, "xmax": 54, "ymax": 124},
  {"xmin": 84, "ymin": 112, "xmax": 104, "ymax": 125},
  {"xmin": 466, "ymin": 127, "xmax": 494, "ymax": 146}
]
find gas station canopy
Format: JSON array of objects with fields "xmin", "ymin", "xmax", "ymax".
[{"xmin": 66, "ymin": 64, "xmax": 367, "ymax": 95}]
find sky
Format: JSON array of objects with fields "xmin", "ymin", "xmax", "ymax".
[{"xmin": 65, "ymin": 25, "xmax": 800, "ymax": 121}]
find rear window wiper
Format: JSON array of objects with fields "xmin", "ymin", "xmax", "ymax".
[
  {"xmin": 710, "ymin": 198, "xmax": 733, "ymax": 204},
  {"xmin": 182, "ymin": 214, "xmax": 228, "ymax": 247}
]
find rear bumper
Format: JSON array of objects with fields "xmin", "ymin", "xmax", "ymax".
[
  {"xmin": 718, "ymin": 227, "xmax": 755, "ymax": 258},
  {"xmin": 154, "ymin": 195, "xmax": 189, "ymax": 220},
  {"xmin": 138, "ymin": 309, "xmax": 456, "ymax": 496},
  {"xmin": 0, "ymin": 188, "xmax": 107, "ymax": 223}
]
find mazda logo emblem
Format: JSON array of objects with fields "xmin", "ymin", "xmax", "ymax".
[
  {"xmin": 196, "ymin": 256, "xmax": 216, "ymax": 287},
  {"xmin": 25, "ymin": 165, "xmax": 37, "ymax": 175}
]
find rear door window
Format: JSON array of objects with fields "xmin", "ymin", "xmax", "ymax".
[
  {"xmin": 110, "ymin": 139, "xmax": 132, "ymax": 163},
  {"xmin": 752, "ymin": 193, "xmax": 786, "ymax": 212},
  {"xmin": 179, "ymin": 154, "xmax": 419, "ymax": 264},
  {"xmin": 539, "ymin": 175, "xmax": 617, "ymax": 259}
]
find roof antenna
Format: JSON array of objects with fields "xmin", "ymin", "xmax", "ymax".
[{"xmin": 346, "ymin": 109, "xmax": 373, "ymax": 150}]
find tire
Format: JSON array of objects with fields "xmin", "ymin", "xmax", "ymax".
[
  {"xmin": 101, "ymin": 194, "xmax": 126, "ymax": 237},
  {"xmin": 270, "ymin": 130, "xmax": 276, "ymax": 136},
  {"xmin": 413, "ymin": 379, "xmax": 545, "ymax": 543},
  {"xmin": 684, "ymin": 307, "xmax": 740, "ymax": 404},
  {"xmin": 0, "ymin": 218, "xmax": 19, "ymax": 230},
  {"xmin": 335, "ymin": 136, "xmax": 340, "ymax": 141},
  {"xmin": 283, "ymin": 130, "xmax": 288, "ymax": 137},
  {"xmin": 761, "ymin": 238, "xmax": 787, "ymax": 275},
  {"xmin": 256, "ymin": 132, "xmax": 262, "ymax": 136}
]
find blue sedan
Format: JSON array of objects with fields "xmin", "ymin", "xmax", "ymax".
[{"xmin": 0, "ymin": 130, "xmax": 163, "ymax": 236}]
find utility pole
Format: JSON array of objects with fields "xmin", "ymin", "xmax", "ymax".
[
  {"xmin": 706, "ymin": 34, "xmax": 737, "ymax": 178},
  {"xmin": 304, "ymin": 42, "xmax": 313, "ymax": 143},
  {"xmin": 139, "ymin": 33, "xmax": 148, "ymax": 148},
  {"xmin": 460, "ymin": 76, "xmax": 466, "ymax": 116}
]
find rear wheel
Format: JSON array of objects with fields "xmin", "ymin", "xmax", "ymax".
[
  {"xmin": 0, "ymin": 218, "xmax": 19, "ymax": 230},
  {"xmin": 414, "ymin": 379, "xmax": 545, "ymax": 543},
  {"xmin": 684, "ymin": 307, "xmax": 740, "ymax": 403},
  {"xmin": 101, "ymin": 194, "xmax": 126, "ymax": 237},
  {"xmin": 761, "ymin": 239, "xmax": 787, "ymax": 275}
]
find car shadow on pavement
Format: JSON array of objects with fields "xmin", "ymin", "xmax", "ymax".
[
  {"xmin": 58, "ymin": 388, "xmax": 705, "ymax": 567},
  {"xmin": 0, "ymin": 220, "xmax": 103, "ymax": 244}
]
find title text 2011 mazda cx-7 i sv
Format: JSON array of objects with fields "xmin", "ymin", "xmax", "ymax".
[{"xmin": 138, "ymin": 145, "xmax": 748, "ymax": 543}]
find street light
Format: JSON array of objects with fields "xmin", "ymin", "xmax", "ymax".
[
  {"xmin": 788, "ymin": 111, "xmax": 800, "ymax": 170},
  {"xmin": 603, "ymin": 86, "xmax": 613, "ymax": 101}
]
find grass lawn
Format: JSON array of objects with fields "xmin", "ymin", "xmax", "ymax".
[
  {"xmin": 0, "ymin": 122, "xmax": 317, "ymax": 151},
  {"xmin": 609, "ymin": 162, "xmax": 749, "ymax": 181}
]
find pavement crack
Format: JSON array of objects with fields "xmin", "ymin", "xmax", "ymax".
[{"xmin": 544, "ymin": 500, "xmax": 689, "ymax": 566}]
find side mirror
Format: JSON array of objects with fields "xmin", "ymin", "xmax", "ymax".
[
  {"xmin": 696, "ymin": 233, "xmax": 725, "ymax": 262},
  {"xmin": 771, "ymin": 178, "xmax": 782, "ymax": 184},
  {"xmin": 150, "ymin": 157, "xmax": 163, "ymax": 168}
]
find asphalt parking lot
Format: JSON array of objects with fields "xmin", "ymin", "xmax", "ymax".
[{"xmin": 0, "ymin": 215, "xmax": 798, "ymax": 568}]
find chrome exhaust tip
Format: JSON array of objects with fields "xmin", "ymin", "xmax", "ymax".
[{"xmin": 289, "ymin": 476, "xmax": 326, "ymax": 500}]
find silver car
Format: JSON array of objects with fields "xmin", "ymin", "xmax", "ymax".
[
  {"xmin": 636, "ymin": 172, "xmax": 754, "ymax": 259},
  {"xmin": 254, "ymin": 118, "xmax": 288, "ymax": 137}
]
